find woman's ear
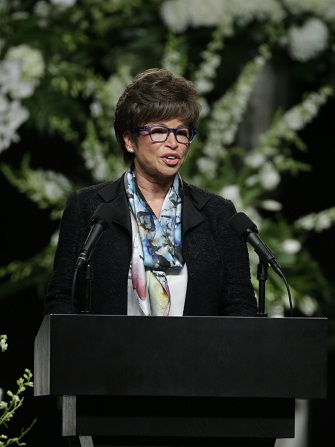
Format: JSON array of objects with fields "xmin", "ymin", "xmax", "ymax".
[{"xmin": 123, "ymin": 131, "xmax": 134, "ymax": 152}]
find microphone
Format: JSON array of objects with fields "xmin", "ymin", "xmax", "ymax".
[
  {"xmin": 75, "ymin": 203, "xmax": 114, "ymax": 270},
  {"xmin": 229, "ymin": 212, "xmax": 284, "ymax": 278}
]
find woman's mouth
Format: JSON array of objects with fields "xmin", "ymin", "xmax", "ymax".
[{"xmin": 161, "ymin": 154, "xmax": 180, "ymax": 166}]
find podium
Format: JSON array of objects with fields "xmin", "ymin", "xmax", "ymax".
[{"xmin": 34, "ymin": 315, "xmax": 327, "ymax": 447}]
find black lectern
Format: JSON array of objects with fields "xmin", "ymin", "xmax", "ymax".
[{"xmin": 34, "ymin": 315, "xmax": 327, "ymax": 447}]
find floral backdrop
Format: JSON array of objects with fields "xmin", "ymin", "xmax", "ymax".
[{"xmin": 1, "ymin": 0, "xmax": 335, "ymax": 339}]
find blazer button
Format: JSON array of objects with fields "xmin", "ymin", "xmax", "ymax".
[{"xmin": 189, "ymin": 272, "xmax": 196, "ymax": 280}]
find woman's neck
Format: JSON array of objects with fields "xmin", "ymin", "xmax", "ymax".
[{"xmin": 135, "ymin": 172, "xmax": 174, "ymax": 218}]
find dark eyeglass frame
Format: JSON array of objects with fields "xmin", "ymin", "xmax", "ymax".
[{"xmin": 136, "ymin": 125, "xmax": 197, "ymax": 144}]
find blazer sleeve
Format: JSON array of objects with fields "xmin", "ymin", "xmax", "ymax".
[
  {"xmin": 44, "ymin": 191, "xmax": 94, "ymax": 315},
  {"xmin": 216, "ymin": 199, "xmax": 257, "ymax": 316}
]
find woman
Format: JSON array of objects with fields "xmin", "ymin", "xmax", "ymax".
[{"xmin": 44, "ymin": 68, "xmax": 257, "ymax": 316}]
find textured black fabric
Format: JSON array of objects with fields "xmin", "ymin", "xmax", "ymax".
[{"xmin": 44, "ymin": 175, "xmax": 257, "ymax": 316}]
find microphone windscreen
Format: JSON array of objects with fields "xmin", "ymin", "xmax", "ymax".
[{"xmin": 229, "ymin": 212, "xmax": 257, "ymax": 237}]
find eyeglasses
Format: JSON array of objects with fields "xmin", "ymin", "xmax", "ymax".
[{"xmin": 136, "ymin": 125, "xmax": 197, "ymax": 144}]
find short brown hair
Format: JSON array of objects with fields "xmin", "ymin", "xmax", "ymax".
[{"xmin": 114, "ymin": 68, "xmax": 201, "ymax": 164}]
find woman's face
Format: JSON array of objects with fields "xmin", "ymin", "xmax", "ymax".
[{"xmin": 123, "ymin": 118, "xmax": 190, "ymax": 184}]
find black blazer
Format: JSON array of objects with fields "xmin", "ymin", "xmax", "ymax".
[{"xmin": 44, "ymin": 174, "xmax": 257, "ymax": 316}]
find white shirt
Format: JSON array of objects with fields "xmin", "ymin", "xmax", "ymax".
[{"xmin": 127, "ymin": 263, "xmax": 188, "ymax": 316}]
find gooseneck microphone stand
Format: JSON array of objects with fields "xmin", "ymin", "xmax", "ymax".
[
  {"xmin": 257, "ymin": 261, "xmax": 269, "ymax": 317},
  {"xmin": 256, "ymin": 259, "xmax": 294, "ymax": 317},
  {"xmin": 70, "ymin": 261, "xmax": 93, "ymax": 314},
  {"xmin": 82, "ymin": 261, "xmax": 93, "ymax": 314}
]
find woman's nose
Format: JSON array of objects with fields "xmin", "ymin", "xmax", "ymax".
[{"xmin": 166, "ymin": 130, "xmax": 178, "ymax": 147}]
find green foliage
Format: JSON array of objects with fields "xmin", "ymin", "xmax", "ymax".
[
  {"xmin": 0, "ymin": 336, "xmax": 36, "ymax": 446},
  {"xmin": 0, "ymin": 242, "xmax": 57, "ymax": 298}
]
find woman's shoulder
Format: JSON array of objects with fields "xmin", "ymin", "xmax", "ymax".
[
  {"xmin": 62, "ymin": 179, "xmax": 121, "ymax": 220},
  {"xmin": 183, "ymin": 181, "xmax": 235, "ymax": 209},
  {"xmin": 71, "ymin": 179, "xmax": 116, "ymax": 198},
  {"xmin": 66, "ymin": 176, "xmax": 125, "ymax": 205}
]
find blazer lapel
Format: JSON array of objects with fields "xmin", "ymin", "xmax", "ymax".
[
  {"xmin": 182, "ymin": 181, "xmax": 209, "ymax": 235},
  {"xmin": 97, "ymin": 175, "xmax": 132, "ymax": 234}
]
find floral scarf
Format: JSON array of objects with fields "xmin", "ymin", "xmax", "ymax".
[{"xmin": 124, "ymin": 167, "xmax": 184, "ymax": 316}]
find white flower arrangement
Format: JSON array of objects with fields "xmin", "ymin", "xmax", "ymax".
[
  {"xmin": 259, "ymin": 86, "xmax": 333, "ymax": 150},
  {"xmin": 1, "ymin": 158, "xmax": 73, "ymax": 208},
  {"xmin": 0, "ymin": 98, "xmax": 29, "ymax": 153},
  {"xmin": 0, "ymin": 45, "xmax": 45, "ymax": 152},
  {"xmin": 282, "ymin": 0, "xmax": 335, "ymax": 20},
  {"xmin": 5, "ymin": 45, "xmax": 45, "ymax": 86},
  {"xmin": 193, "ymin": 28, "xmax": 225, "ymax": 95},
  {"xmin": 160, "ymin": 0, "xmax": 284, "ymax": 32},
  {"xmin": 296, "ymin": 207, "xmax": 335, "ymax": 232},
  {"xmin": 161, "ymin": 0, "xmax": 335, "ymax": 65},
  {"xmin": 287, "ymin": 18, "xmax": 329, "ymax": 62},
  {"xmin": 196, "ymin": 47, "xmax": 269, "ymax": 176}
]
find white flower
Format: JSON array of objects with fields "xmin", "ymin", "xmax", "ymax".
[
  {"xmin": 188, "ymin": 0, "xmax": 226, "ymax": 28},
  {"xmin": 101, "ymin": 67, "xmax": 132, "ymax": 112},
  {"xmin": 229, "ymin": 0, "xmax": 285, "ymax": 25},
  {"xmin": 90, "ymin": 101, "xmax": 102, "ymax": 118},
  {"xmin": 0, "ymin": 400, "xmax": 8, "ymax": 409},
  {"xmin": 0, "ymin": 97, "xmax": 29, "ymax": 153},
  {"xmin": 0, "ymin": 59, "xmax": 32, "ymax": 99},
  {"xmin": 195, "ymin": 78, "xmax": 214, "ymax": 95},
  {"xmin": 50, "ymin": 231, "xmax": 60, "ymax": 247},
  {"xmin": 0, "ymin": 336, "xmax": 8, "ymax": 352},
  {"xmin": 281, "ymin": 87, "xmax": 333, "ymax": 134},
  {"xmin": 259, "ymin": 200, "xmax": 282, "ymax": 211},
  {"xmin": 198, "ymin": 97, "xmax": 210, "ymax": 118},
  {"xmin": 23, "ymin": 170, "xmax": 72, "ymax": 206},
  {"xmin": 3, "ymin": 100, "xmax": 29, "ymax": 131},
  {"xmin": 284, "ymin": 108, "xmax": 304, "ymax": 131},
  {"xmin": 244, "ymin": 153, "xmax": 266, "ymax": 169},
  {"xmin": 280, "ymin": 239, "xmax": 301, "ymax": 254},
  {"xmin": 0, "ymin": 60, "xmax": 35, "ymax": 99},
  {"xmin": 201, "ymin": 55, "xmax": 221, "ymax": 77},
  {"xmin": 287, "ymin": 18, "xmax": 329, "ymax": 62},
  {"xmin": 0, "ymin": 94, "xmax": 7, "ymax": 113},
  {"xmin": 162, "ymin": 50, "xmax": 184, "ymax": 75},
  {"xmin": 295, "ymin": 207, "xmax": 335, "ymax": 232},
  {"xmin": 315, "ymin": 213, "xmax": 332, "ymax": 231},
  {"xmin": 160, "ymin": 0, "xmax": 190, "ymax": 32},
  {"xmin": 245, "ymin": 174, "xmax": 259, "ymax": 187},
  {"xmin": 295, "ymin": 214, "xmax": 315, "ymax": 230},
  {"xmin": 5, "ymin": 45, "xmax": 45, "ymax": 86},
  {"xmin": 203, "ymin": 142, "xmax": 222, "ymax": 158},
  {"xmin": 219, "ymin": 184, "xmax": 242, "ymax": 207},
  {"xmin": 43, "ymin": 180, "xmax": 69, "ymax": 201},
  {"xmin": 161, "ymin": 0, "xmax": 285, "ymax": 30},
  {"xmin": 298, "ymin": 295, "xmax": 318, "ymax": 316},
  {"xmin": 259, "ymin": 163, "xmax": 281, "ymax": 191},
  {"xmin": 196, "ymin": 157, "xmax": 217, "ymax": 179},
  {"xmin": 282, "ymin": 0, "xmax": 335, "ymax": 20},
  {"xmin": 271, "ymin": 304, "xmax": 285, "ymax": 317},
  {"xmin": 34, "ymin": 1, "xmax": 51, "ymax": 18},
  {"xmin": 50, "ymin": 0, "xmax": 76, "ymax": 8}
]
